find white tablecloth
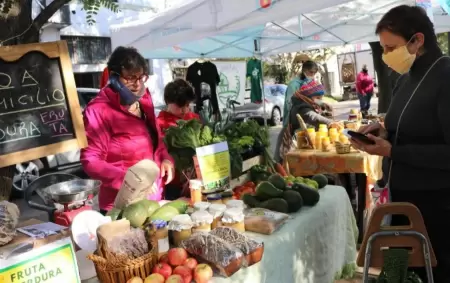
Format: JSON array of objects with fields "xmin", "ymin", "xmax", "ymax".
[
  {"xmin": 214, "ymin": 185, "xmax": 357, "ymax": 283},
  {"xmin": 83, "ymin": 186, "xmax": 357, "ymax": 283}
]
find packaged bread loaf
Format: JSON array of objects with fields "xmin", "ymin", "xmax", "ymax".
[
  {"xmin": 180, "ymin": 233, "xmax": 243, "ymax": 277},
  {"xmin": 114, "ymin": 159, "xmax": 160, "ymax": 209},
  {"xmin": 211, "ymin": 227, "xmax": 264, "ymax": 266},
  {"xmin": 244, "ymin": 208, "xmax": 289, "ymax": 235}
]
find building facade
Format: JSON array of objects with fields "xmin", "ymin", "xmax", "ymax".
[{"xmin": 33, "ymin": 0, "xmax": 177, "ymax": 104}]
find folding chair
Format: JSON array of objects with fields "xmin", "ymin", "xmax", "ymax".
[{"xmin": 357, "ymin": 203, "xmax": 437, "ymax": 283}]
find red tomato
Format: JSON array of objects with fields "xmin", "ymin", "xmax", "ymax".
[{"xmin": 244, "ymin": 181, "xmax": 256, "ymax": 188}]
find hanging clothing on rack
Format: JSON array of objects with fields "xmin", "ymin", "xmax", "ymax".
[
  {"xmin": 246, "ymin": 58, "xmax": 263, "ymax": 103},
  {"xmin": 186, "ymin": 61, "xmax": 220, "ymax": 113}
]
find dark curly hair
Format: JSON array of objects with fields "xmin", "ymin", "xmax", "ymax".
[
  {"xmin": 164, "ymin": 79, "xmax": 196, "ymax": 107},
  {"xmin": 107, "ymin": 46, "xmax": 149, "ymax": 75},
  {"xmin": 300, "ymin": 60, "xmax": 319, "ymax": 80},
  {"xmin": 375, "ymin": 5, "xmax": 440, "ymax": 53}
]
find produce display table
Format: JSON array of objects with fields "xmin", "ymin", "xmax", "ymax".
[
  {"xmin": 83, "ymin": 186, "xmax": 357, "ymax": 283},
  {"xmin": 214, "ymin": 185, "xmax": 357, "ymax": 283},
  {"xmin": 285, "ymin": 149, "xmax": 382, "ymax": 243}
]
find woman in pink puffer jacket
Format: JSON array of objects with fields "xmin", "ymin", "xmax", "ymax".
[{"xmin": 81, "ymin": 46, "xmax": 174, "ymax": 214}]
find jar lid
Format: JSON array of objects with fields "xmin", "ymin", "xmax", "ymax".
[
  {"xmin": 189, "ymin": 179, "xmax": 203, "ymax": 189},
  {"xmin": 206, "ymin": 194, "xmax": 222, "ymax": 201},
  {"xmin": 208, "ymin": 204, "xmax": 227, "ymax": 218},
  {"xmin": 168, "ymin": 214, "xmax": 193, "ymax": 231},
  {"xmin": 226, "ymin": 200, "xmax": 245, "ymax": 209},
  {"xmin": 151, "ymin": 219, "xmax": 167, "ymax": 229},
  {"xmin": 221, "ymin": 191, "xmax": 233, "ymax": 198},
  {"xmin": 221, "ymin": 208, "xmax": 245, "ymax": 223},
  {"xmin": 193, "ymin": 201, "xmax": 210, "ymax": 211},
  {"xmin": 191, "ymin": 210, "xmax": 213, "ymax": 225}
]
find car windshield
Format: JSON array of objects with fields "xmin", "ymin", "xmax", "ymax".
[
  {"xmin": 274, "ymin": 84, "xmax": 287, "ymax": 95},
  {"xmin": 265, "ymin": 85, "xmax": 287, "ymax": 96}
]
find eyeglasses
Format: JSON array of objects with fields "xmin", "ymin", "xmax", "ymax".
[{"xmin": 111, "ymin": 71, "xmax": 149, "ymax": 84}]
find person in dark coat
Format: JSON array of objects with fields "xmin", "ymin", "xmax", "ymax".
[{"xmin": 351, "ymin": 5, "xmax": 450, "ymax": 282}]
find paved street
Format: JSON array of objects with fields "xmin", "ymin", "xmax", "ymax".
[{"xmin": 14, "ymin": 98, "xmax": 378, "ymax": 222}]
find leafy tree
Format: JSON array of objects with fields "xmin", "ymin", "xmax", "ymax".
[
  {"xmin": 0, "ymin": 0, "xmax": 119, "ymax": 46},
  {"xmin": 437, "ymin": 32, "xmax": 449, "ymax": 54},
  {"xmin": 0, "ymin": 0, "xmax": 119, "ymax": 198}
]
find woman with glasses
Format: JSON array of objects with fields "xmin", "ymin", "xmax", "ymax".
[{"xmin": 81, "ymin": 46, "xmax": 174, "ymax": 215}]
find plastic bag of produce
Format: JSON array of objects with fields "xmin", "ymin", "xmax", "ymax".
[
  {"xmin": 0, "ymin": 201, "xmax": 20, "ymax": 246},
  {"xmin": 244, "ymin": 208, "xmax": 289, "ymax": 235},
  {"xmin": 114, "ymin": 159, "xmax": 160, "ymax": 209},
  {"xmin": 180, "ymin": 232, "xmax": 244, "ymax": 277},
  {"xmin": 210, "ymin": 227, "xmax": 264, "ymax": 266}
]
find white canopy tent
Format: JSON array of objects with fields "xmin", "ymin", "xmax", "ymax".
[
  {"xmin": 111, "ymin": 0, "xmax": 450, "ymax": 58},
  {"xmin": 110, "ymin": 0, "xmax": 353, "ymax": 58}
]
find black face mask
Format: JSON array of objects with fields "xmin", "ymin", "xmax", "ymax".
[{"xmin": 362, "ymin": 69, "xmax": 368, "ymax": 74}]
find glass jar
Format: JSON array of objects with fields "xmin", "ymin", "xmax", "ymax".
[
  {"xmin": 168, "ymin": 214, "xmax": 194, "ymax": 247},
  {"xmin": 193, "ymin": 201, "xmax": 210, "ymax": 211},
  {"xmin": 226, "ymin": 200, "xmax": 245, "ymax": 211},
  {"xmin": 189, "ymin": 179, "xmax": 203, "ymax": 205},
  {"xmin": 329, "ymin": 128, "xmax": 338, "ymax": 144},
  {"xmin": 322, "ymin": 137, "xmax": 331, "ymax": 152},
  {"xmin": 221, "ymin": 191, "xmax": 233, "ymax": 204},
  {"xmin": 296, "ymin": 130, "xmax": 309, "ymax": 149},
  {"xmin": 221, "ymin": 208, "xmax": 245, "ymax": 232},
  {"xmin": 208, "ymin": 204, "xmax": 226, "ymax": 229},
  {"xmin": 339, "ymin": 134, "xmax": 349, "ymax": 144},
  {"xmin": 191, "ymin": 210, "xmax": 213, "ymax": 233},
  {"xmin": 152, "ymin": 220, "xmax": 170, "ymax": 258},
  {"xmin": 318, "ymin": 126, "xmax": 328, "ymax": 136},
  {"xmin": 306, "ymin": 128, "xmax": 316, "ymax": 147},
  {"xmin": 315, "ymin": 134, "xmax": 323, "ymax": 150},
  {"xmin": 206, "ymin": 194, "xmax": 223, "ymax": 204}
]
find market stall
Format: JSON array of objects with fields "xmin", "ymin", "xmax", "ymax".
[
  {"xmin": 284, "ymin": 113, "xmax": 383, "ymax": 243},
  {"xmin": 0, "ymin": 115, "xmax": 359, "ymax": 283},
  {"xmin": 77, "ymin": 186, "xmax": 356, "ymax": 283},
  {"xmin": 286, "ymin": 146, "xmax": 381, "ymax": 244}
]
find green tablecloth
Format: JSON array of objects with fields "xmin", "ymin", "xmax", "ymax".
[
  {"xmin": 83, "ymin": 186, "xmax": 357, "ymax": 283},
  {"xmin": 213, "ymin": 185, "xmax": 358, "ymax": 283}
]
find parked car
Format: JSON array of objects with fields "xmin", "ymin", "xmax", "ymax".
[{"xmin": 232, "ymin": 84, "xmax": 287, "ymax": 125}]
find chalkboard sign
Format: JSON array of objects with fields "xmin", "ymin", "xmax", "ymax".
[{"xmin": 0, "ymin": 41, "xmax": 86, "ymax": 167}]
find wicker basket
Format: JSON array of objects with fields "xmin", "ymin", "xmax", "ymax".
[
  {"xmin": 335, "ymin": 142, "xmax": 351, "ymax": 154},
  {"xmin": 88, "ymin": 225, "xmax": 159, "ymax": 283},
  {"xmin": 89, "ymin": 251, "xmax": 158, "ymax": 283}
]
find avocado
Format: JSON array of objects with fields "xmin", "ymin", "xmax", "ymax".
[
  {"xmin": 268, "ymin": 173, "xmax": 287, "ymax": 190},
  {"xmin": 255, "ymin": 181, "xmax": 284, "ymax": 198},
  {"xmin": 282, "ymin": 190, "xmax": 303, "ymax": 213},
  {"xmin": 259, "ymin": 198, "xmax": 289, "ymax": 213},
  {"xmin": 242, "ymin": 194, "xmax": 261, "ymax": 208},
  {"xmin": 291, "ymin": 183, "xmax": 320, "ymax": 206},
  {"xmin": 312, "ymin": 174, "xmax": 328, "ymax": 189}
]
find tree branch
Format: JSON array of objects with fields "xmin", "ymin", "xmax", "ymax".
[{"xmin": 32, "ymin": 0, "xmax": 70, "ymax": 31}]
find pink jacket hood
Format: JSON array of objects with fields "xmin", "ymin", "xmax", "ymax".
[{"xmin": 80, "ymin": 86, "xmax": 173, "ymax": 211}]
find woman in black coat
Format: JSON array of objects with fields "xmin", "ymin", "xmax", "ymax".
[{"xmin": 352, "ymin": 5, "xmax": 450, "ymax": 282}]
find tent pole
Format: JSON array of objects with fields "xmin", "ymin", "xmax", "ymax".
[
  {"xmin": 302, "ymin": 14, "xmax": 347, "ymax": 43},
  {"xmin": 300, "ymin": 0, "xmax": 404, "ymax": 41},
  {"xmin": 255, "ymin": 38, "xmax": 267, "ymax": 127}
]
